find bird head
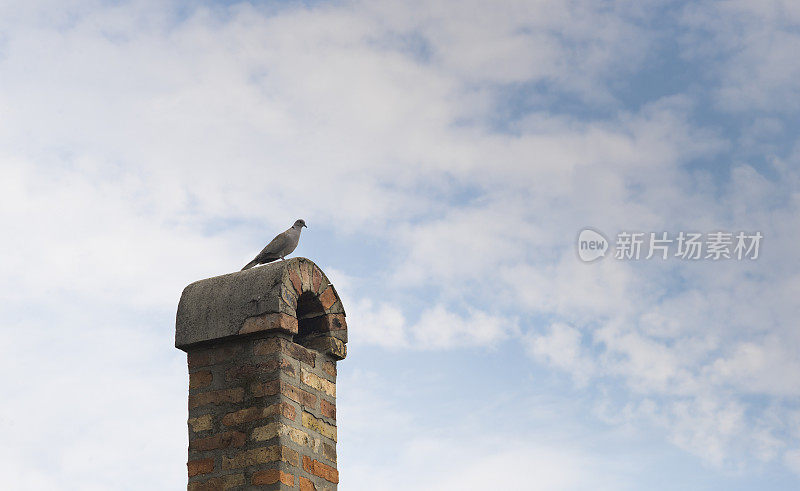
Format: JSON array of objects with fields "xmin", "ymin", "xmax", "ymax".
[{"xmin": 294, "ymin": 219, "xmax": 307, "ymax": 229}]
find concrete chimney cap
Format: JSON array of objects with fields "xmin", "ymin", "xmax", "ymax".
[{"xmin": 175, "ymin": 257, "xmax": 346, "ymax": 352}]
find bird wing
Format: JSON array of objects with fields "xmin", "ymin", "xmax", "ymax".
[{"xmin": 258, "ymin": 230, "xmax": 292, "ymax": 258}]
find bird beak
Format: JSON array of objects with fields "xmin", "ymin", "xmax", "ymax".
[{"xmin": 304, "ymin": 224, "xmax": 308, "ymax": 228}]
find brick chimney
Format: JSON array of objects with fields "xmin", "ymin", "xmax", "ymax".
[{"xmin": 175, "ymin": 257, "xmax": 347, "ymax": 490}]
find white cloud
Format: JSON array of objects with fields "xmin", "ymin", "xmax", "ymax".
[
  {"xmin": 337, "ymin": 368, "xmax": 636, "ymax": 491},
  {"xmin": 706, "ymin": 338, "xmax": 800, "ymax": 396},
  {"xmin": 0, "ymin": 318, "xmax": 186, "ymax": 490},
  {"xmin": 785, "ymin": 449, "xmax": 800, "ymax": 475},
  {"xmin": 680, "ymin": 0, "xmax": 800, "ymax": 113},
  {"xmin": 347, "ymin": 299, "xmax": 410, "ymax": 348},
  {"xmin": 344, "ymin": 300, "xmax": 516, "ymax": 350},
  {"xmin": 526, "ymin": 323, "xmax": 596, "ymax": 386},
  {"xmin": 409, "ymin": 304, "xmax": 516, "ymax": 349}
]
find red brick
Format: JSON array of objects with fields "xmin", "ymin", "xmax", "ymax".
[
  {"xmin": 288, "ymin": 344, "xmax": 316, "ymax": 366},
  {"xmin": 252, "ymin": 469, "xmax": 295, "ymax": 486},
  {"xmin": 289, "ymin": 267, "xmax": 302, "ymax": 293},
  {"xmin": 189, "ymin": 370, "xmax": 213, "ymax": 389},
  {"xmin": 188, "ymin": 344, "xmax": 243, "ymax": 369},
  {"xmin": 318, "ymin": 287, "xmax": 337, "ymax": 310},
  {"xmin": 189, "ymin": 431, "xmax": 246, "ymax": 452},
  {"xmin": 239, "ymin": 312, "xmax": 297, "ymax": 335},
  {"xmin": 320, "ymin": 399, "xmax": 336, "ymax": 420},
  {"xmin": 250, "ymin": 379, "xmax": 280, "ymax": 398},
  {"xmin": 187, "ymin": 458, "xmax": 214, "ymax": 477},
  {"xmin": 327, "ymin": 314, "xmax": 346, "ymax": 331},
  {"xmin": 251, "ymin": 379, "xmax": 316, "ymax": 409},
  {"xmin": 282, "ymin": 381, "xmax": 318, "ymax": 409},
  {"xmin": 302, "ymin": 456, "xmax": 339, "ymax": 483},
  {"xmin": 312, "ymin": 267, "xmax": 322, "ymax": 293},
  {"xmin": 255, "ymin": 338, "xmax": 316, "ymax": 366},
  {"xmin": 282, "ymin": 401, "xmax": 297, "ymax": 421},
  {"xmin": 189, "ymin": 388, "xmax": 244, "ymax": 409},
  {"xmin": 299, "ymin": 475, "xmax": 317, "ymax": 491}
]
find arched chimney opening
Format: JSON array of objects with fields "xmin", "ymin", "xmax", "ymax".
[{"xmin": 296, "ymin": 291, "xmax": 326, "ymax": 341}]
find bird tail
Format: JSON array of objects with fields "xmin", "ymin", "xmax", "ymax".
[{"xmin": 241, "ymin": 259, "xmax": 259, "ymax": 271}]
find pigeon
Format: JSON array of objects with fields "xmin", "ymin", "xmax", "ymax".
[{"xmin": 241, "ymin": 219, "xmax": 307, "ymax": 270}]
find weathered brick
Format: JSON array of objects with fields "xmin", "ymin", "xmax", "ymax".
[
  {"xmin": 239, "ymin": 312, "xmax": 298, "ymax": 336},
  {"xmin": 302, "ymin": 314, "xmax": 347, "ymax": 334},
  {"xmin": 226, "ymin": 362, "xmax": 268, "ymax": 382},
  {"xmin": 281, "ymin": 359, "xmax": 298, "ymax": 378},
  {"xmin": 320, "ymin": 399, "xmax": 335, "ymax": 420},
  {"xmin": 222, "ymin": 402, "xmax": 296, "ymax": 427},
  {"xmin": 282, "ymin": 381, "xmax": 318, "ymax": 408},
  {"xmin": 288, "ymin": 342, "xmax": 316, "ymax": 366},
  {"xmin": 255, "ymin": 338, "xmax": 316, "ymax": 366},
  {"xmin": 189, "ymin": 388, "xmax": 244, "ymax": 409},
  {"xmin": 282, "ymin": 287, "xmax": 298, "ymax": 311},
  {"xmin": 222, "ymin": 445, "xmax": 299, "ymax": 469},
  {"xmin": 187, "ymin": 473, "xmax": 245, "ymax": 490},
  {"xmin": 250, "ymin": 421, "xmax": 281, "ymax": 442},
  {"xmin": 251, "ymin": 379, "xmax": 316, "ymax": 409},
  {"xmin": 302, "ymin": 412, "xmax": 337, "ymax": 441},
  {"xmin": 312, "ymin": 267, "xmax": 322, "ymax": 293},
  {"xmin": 300, "ymin": 262, "xmax": 312, "ymax": 291},
  {"xmin": 188, "ymin": 344, "xmax": 243, "ymax": 369},
  {"xmin": 318, "ymin": 286, "xmax": 337, "ymax": 310},
  {"xmin": 188, "ymin": 414, "xmax": 213, "ymax": 433},
  {"xmin": 289, "ymin": 267, "xmax": 302, "ymax": 293},
  {"xmin": 226, "ymin": 358, "xmax": 295, "ymax": 382},
  {"xmin": 282, "ymin": 403, "xmax": 298, "ymax": 421},
  {"xmin": 301, "ymin": 369, "xmax": 336, "ymax": 397},
  {"xmin": 250, "ymin": 379, "xmax": 280, "ymax": 398},
  {"xmin": 252, "ymin": 421, "xmax": 321, "ymax": 453},
  {"xmin": 322, "ymin": 442, "xmax": 336, "ymax": 463},
  {"xmin": 187, "ymin": 458, "xmax": 214, "ymax": 477},
  {"xmin": 303, "ymin": 336, "xmax": 346, "ymax": 360},
  {"xmin": 322, "ymin": 361, "xmax": 336, "ymax": 378},
  {"xmin": 189, "ymin": 431, "xmax": 246, "ymax": 452},
  {"xmin": 252, "ymin": 468, "xmax": 295, "ymax": 486},
  {"xmin": 299, "ymin": 475, "xmax": 317, "ymax": 491},
  {"xmin": 303, "ymin": 456, "xmax": 339, "ymax": 483},
  {"xmin": 189, "ymin": 370, "xmax": 213, "ymax": 390}
]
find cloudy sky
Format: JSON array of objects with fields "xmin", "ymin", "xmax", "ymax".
[{"xmin": 1, "ymin": 0, "xmax": 799, "ymax": 489}]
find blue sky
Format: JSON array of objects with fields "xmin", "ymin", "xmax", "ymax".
[{"xmin": 1, "ymin": 0, "xmax": 799, "ymax": 489}]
